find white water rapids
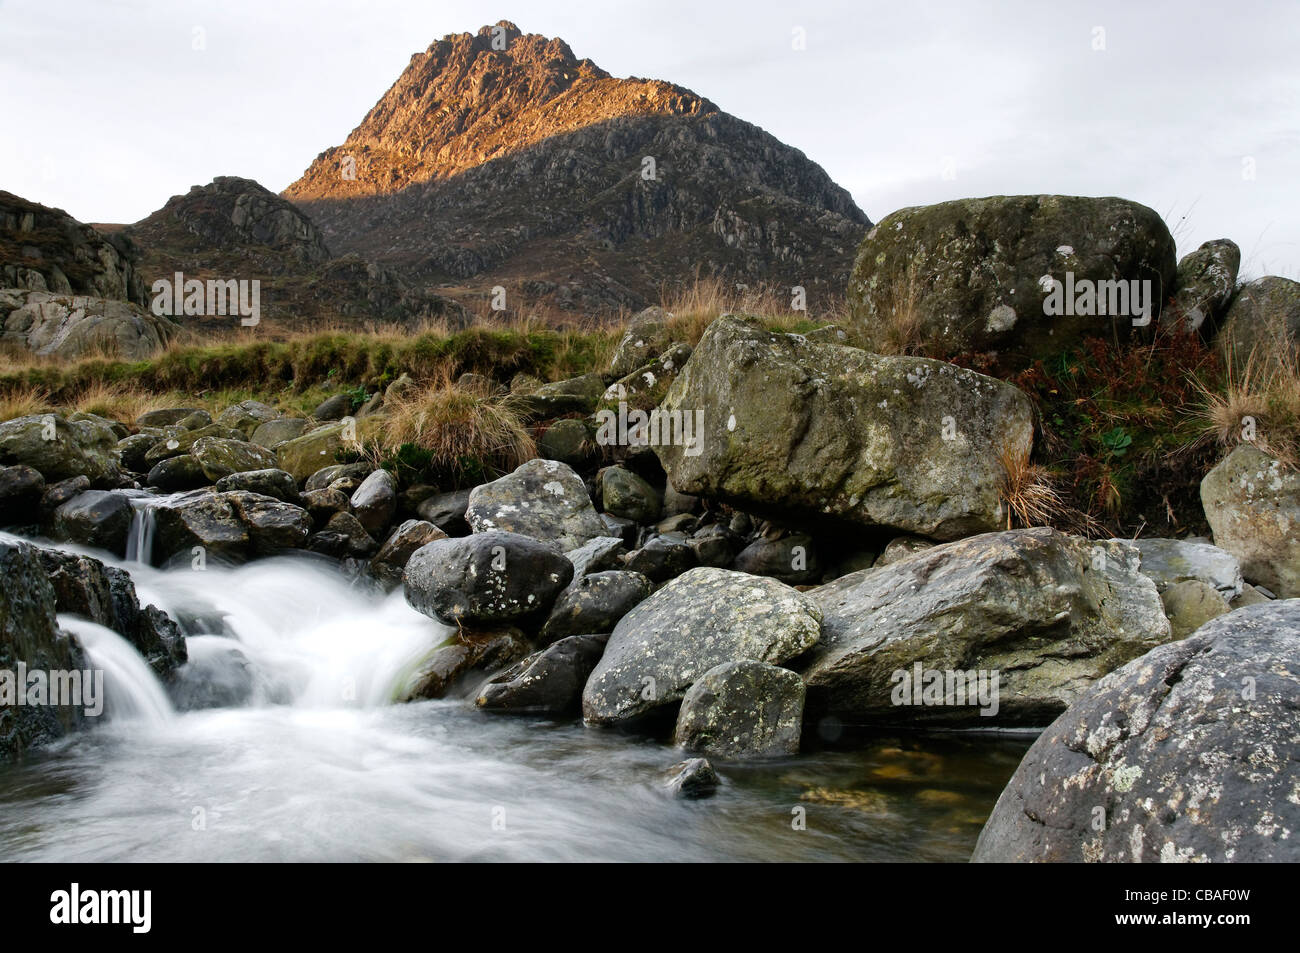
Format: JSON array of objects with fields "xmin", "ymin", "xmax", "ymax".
[{"xmin": 0, "ymin": 509, "xmax": 1030, "ymax": 861}]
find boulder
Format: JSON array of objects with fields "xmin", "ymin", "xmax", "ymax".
[
  {"xmin": 582, "ymin": 567, "xmax": 823, "ymax": 726},
  {"xmin": 875, "ymin": 535, "xmax": 934, "ymax": 567},
  {"xmin": 250, "ymin": 417, "xmax": 309, "ymax": 448},
  {"xmin": 150, "ymin": 489, "xmax": 310, "ymax": 565},
  {"xmin": 733, "ymin": 533, "xmax": 821, "ymax": 585},
  {"xmin": 190, "ymin": 437, "xmax": 279, "ymax": 481},
  {"xmin": 673, "ymin": 659, "xmax": 805, "ymax": 758},
  {"xmin": 509, "ymin": 373, "xmax": 605, "ymax": 420},
  {"xmin": 0, "ymin": 291, "xmax": 176, "ymax": 359},
  {"xmin": 145, "ymin": 454, "xmax": 208, "ymax": 490},
  {"xmin": 368, "ymin": 519, "xmax": 447, "ymax": 590},
  {"xmin": 276, "ymin": 418, "xmax": 380, "ymax": 485},
  {"xmin": 466, "ymin": 459, "xmax": 605, "ymax": 551},
  {"xmin": 537, "ymin": 419, "xmax": 592, "ymax": 469},
  {"xmin": 655, "ymin": 316, "xmax": 1033, "ymax": 540},
  {"xmin": 624, "ymin": 533, "xmax": 696, "ymax": 582},
  {"xmin": 1126, "ymin": 537, "xmax": 1242, "ymax": 598},
  {"xmin": 142, "ymin": 423, "xmax": 241, "ymax": 467},
  {"xmin": 416, "ymin": 488, "xmax": 472, "ymax": 534},
  {"xmin": 539, "ymin": 570, "xmax": 651, "ymax": 643},
  {"xmin": 1166, "ymin": 239, "xmax": 1240, "ymax": 331},
  {"xmin": 1216, "ymin": 276, "xmax": 1300, "ymax": 373},
  {"xmin": 176, "ymin": 410, "xmax": 213, "ymax": 430},
  {"xmin": 312, "ymin": 393, "xmax": 353, "ymax": 421},
  {"xmin": 322, "ymin": 511, "xmax": 377, "ymax": 556},
  {"xmin": 602, "ymin": 342, "xmax": 693, "ymax": 412},
  {"xmin": 137, "ymin": 408, "xmax": 202, "ymax": 428},
  {"xmin": 304, "ymin": 461, "xmax": 371, "ymax": 492},
  {"xmin": 599, "ymin": 466, "xmax": 662, "ymax": 524},
  {"xmin": 116, "ymin": 433, "xmax": 157, "ymax": 472},
  {"xmin": 972, "ymin": 601, "xmax": 1300, "ymax": 862},
  {"xmin": 403, "ymin": 530, "xmax": 574, "ymax": 626},
  {"xmin": 301, "ymin": 487, "xmax": 350, "ymax": 525},
  {"xmin": 350, "ymin": 468, "xmax": 397, "ymax": 537},
  {"xmin": 610, "ymin": 306, "xmax": 672, "ymax": 377},
  {"xmin": 475, "ymin": 634, "xmax": 607, "ymax": 714},
  {"xmin": 1201, "ymin": 445, "xmax": 1300, "ymax": 598},
  {"xmin": 563, "ymin": 535, "xmax": 627, "ymax": 582},
  {"xmin": 0, "ymin": 413, "xmax": 119, "ymax": 484},
  {"xmin": 847, "ymin": 195, "xmax": 1177, "ymax": 364},
  {"xmin": 0, "ymin": 464, "xmax": 44, "ymax": 525},
  {"xmin": 214, "ymin": 468, "xmax": 301, "ymax": 504},
  {"xmin": 53, "ymin": 489, "xmax": 134, "ymax": 555},
  {"xmin": 802, "ymin": 529, "xmax": 1172, "ymax": 726},
  {"xmin": 0, "ymin": 540, "xmax": 86, "ymax": 762},
  {"xmin": 1160, "ymin": 579, "xmax": 1229, "ymax": 639}
]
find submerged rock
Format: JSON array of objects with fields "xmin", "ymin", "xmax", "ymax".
[
  {"xmin": 664, "ymin": 757, "xmax": 720, "ymax": 799},
  {"xmin": 973, "ymin": 600, "xmax": 1300, "ymax": 863}
]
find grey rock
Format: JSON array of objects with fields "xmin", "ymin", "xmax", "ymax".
[
  {"xmin": 475, "ymin": 634, "xmax": 607, "ymax": 714},
  {"xmin": 368, "ymin": 519, "xmax": 447, "ymax": 590},
  {"xmin": 350, "ymin": 468, "xmax": 397, "ymax": 537},
  {"xmin": 214, "ymin": 468, "xmax": 301, "ymax": 504},
  {"xmin": 53, "ymin": 489, "xmax": 134, "ymax": 556},
  {"xmin": 1127, "ymin": 537, "xmax": 1243, "ymax": 598},
  {"xmin": 1201, "ymin": 445, "xmax": 1300, "ymax": 598},
  {"xmin": 540, "ymin": 570, "xmax": 651, "ymax": 643},
  {"xmin": 600, "ymin": 466, "xmax": 662, "ymax": 524},
  {"xmin": 466, "ymin": 458, "xmax": 605, "ymax": 551},
  {"xmin": 673, "ymin": 659, "xmax": 805, "ymax": 757}
]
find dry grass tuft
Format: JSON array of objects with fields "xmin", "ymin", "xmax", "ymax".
[{"xmin": 997, "ymin": 440, "xmax": 1098, "ymax": 532}]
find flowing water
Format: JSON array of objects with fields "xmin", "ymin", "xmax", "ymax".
[{"xmin": 0, "ymin": 517, "xmax": 1034, "ymax": 862}]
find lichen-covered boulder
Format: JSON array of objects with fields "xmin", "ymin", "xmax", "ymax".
[
  {"xmin": 0, "ymin": 413, "xmax": 119, "ymax": 484},
  {"xmin": 190, "ymin": 437, "xmax": 279, "ymax": 481},
  {"xmin": 1166, "ymin": 238, "xmax": 1240, "ymax": 331},
  {"xmin": 655, "ymin": 316, "xmax": 1033, "ymax": 540},
  {"xmin": 1201, "ymin": 445, "xmax": 1300, "ymax": 598},
  {"xmin": 403, "ymin": 530, "xmax": 574, "ymax": 626},
  {"xmin": 802, "ymin": 528, "xmax": 1172, "ymax": 726},
  {"xmin": 972, "ymin": 600, "xmax": 1300, "ymax": 862},
  {"xmin": 0, "ymin": 291, "xmax": 176, "ymax": 359},
  {"xmin": 466, "ymin": 458, "xmax": 605, "ymax": 551},
  {"xmin": 1216, "ymin": 275, "xmax": 1300, "ymax": 373},
  {"xmin": 582, "ymin": 567, "xmax": 822, "ymax": 726},
  {"xmin": 673, "ymin": 660, "xmax": 805, "ymax": 758},
  {"xmin": 847, "ymin": 195, "xmax": 1176, "ymax": 364}
]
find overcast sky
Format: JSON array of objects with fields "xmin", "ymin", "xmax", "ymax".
[{"xmin": 3, "ymin": 0, "xmax": 1297, "ymax": 278}]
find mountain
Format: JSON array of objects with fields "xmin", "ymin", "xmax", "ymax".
[
  {"xmin": 283, "ymin": 21, "xmax": 871, "ymax": 312},
  {"xmin": 124, "ymin": 176, "xmax": 467, "ymax": 331}
]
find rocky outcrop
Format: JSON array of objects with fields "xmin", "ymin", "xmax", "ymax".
[
  {"xmin": 582, "ymin": 567, "xmax": 822, "ymax": 726},
  {"xmin": 802, "ymin": 529, "xmax": 1172, "ymax": 726},
  {"xmin": 1200, "ymin": 445, "xmax": 1300, "ymax": 598},
  {"xmin": 848, "ymin": 195, "xmax": 1177, "ymax": 365},
  {"xmin": 655, "ymin": 316, "xmax": 1034, "ymax": 540},
  {"xmin": 283, "ymin": 22, "xmax": 869, "ymax": 311},
  {"xmin": 0, "ymin": 190, "xmax": 147, "ymax": 305},
  {"xmin": 0, "ymin": 290, "xmax": 177, "ymax": 359},
  {"xmin": 973, "ymin": 600, "xmax": 1300, "ymax": 862}
]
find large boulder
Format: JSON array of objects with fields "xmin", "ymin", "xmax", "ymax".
[
  {"xmin": 973, "ymin": 601, "xmax": 1300, "ymax": 862},
  {"xmin": 1200, "ymin": 445, "xmax": 1300, "ymax": 598},
  {"xmin": 0, "ymin": 464, "xmax": 44, "ymax": 525},
  {"xmin": 1166, "ymin": 239, "xmax": 1240, "ymax": 332},
  {"xmin": 847, "ymin": 195, "xmax": 1177, "ymax": 364},
  {"xmin": 0, "ymin": 291, "xmax": 176, "ymax": 359},
  {"xmin": 403, "ymin": 531, "xmax": 574, "ymax": 626},
  {"xmin": 582, "ymin": 567, "xmax": 823, "ymax": 726},
  {"xmin": 802, "ymin": 529, "xmax": 1172, "ymax": 726},
  {"xmin": 672, "ymin": 660, "xmax": 805, "ymax": 758},
  {"xmin": 0, "ymin": 413, "xmax": 119, "ymax": 484},
  {"xmin": 1216, "ymin": 276, "xmax": 1300, "ymax": 373},
  {"xmin": 655, "ymin": 316, "xmax": 1033, "ymax": 540},
  {"xmin": 0, "ymin": 540, "xmax": 87, "ymax": 762},
  {"xmin": 466, "ymin": 458, "xmax": 605, "ymax": 551}
]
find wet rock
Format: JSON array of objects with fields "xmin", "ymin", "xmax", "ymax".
[
  {"xmin": 582, "ymin": 567, "xmax": 822, "ymax": 725},
  {"xmin": 368, "ymin": 519, "xmax": 447, "ymax": 590},
  {"xmin": 40, "ymin": 475, "xmax": 91, "ymax": 517},
  {"xmin": 323, "ymin": 511, "xmax": 377, "ymax": 557},
  {"xmin": 169, "ymin": 638, "xmax": 255, "ymax": 710},
  {"xmin": 350, "ymin": 468, "xmax": 397, "ymax": 537},
  {"xmin": 53, "ymin": 489, "xmax": 134, "ymax": 555},
  {"xmin": 664, "ymin": 757, "xmax": 720, "ymax": 799},
  {"xmin": 301, "ymin": 487, "xmax": 350, "ymax": 525},
  {"xmin": 403, "ymin": 530, "xmax": 574, "ymax": 626},
  {"xmin": 145, "ymin": 454, "xmax": 209, "ymax": 491},
  {"xmin": 466, "ymin": 458, "xmax": 605, "ymax": 551},
  {"xmin": 397, "ymin": 627, "xmax": 532, "ymax": 701},
  {"xmin": 475, "ymin": 634, "xmax": 607, "ymax": 714},
  {"xmin": 116, "ymin": 433, "xmax": 157, "ymax": 472},
  {"xmin": 540, "ymin": 570, "xmax": 651, "ymax": 643},
  {"xmin": 624, "ymin": 534, "xmax": 696, "ymax": 582},
  {"xmin": 0, "ymin": 464, "xmax": 44, "ymax": 525},
  {"xmin": 673, "ymin": 660, "xmax": 805, "ymax": 757},
  {"xmin": 973, "ymin": 601, "xmax": 1300, "ymax": 862}
]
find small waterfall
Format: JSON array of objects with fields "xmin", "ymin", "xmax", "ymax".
[
  {"xmin": 59, "ymin": 616, "xmax": 174, "ymax": 723},
  {"xmin": 125, "ymin": 497, "xmax": 160, "ymax": 565}
]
